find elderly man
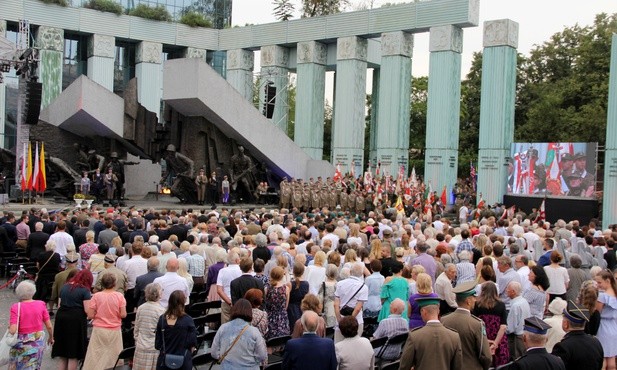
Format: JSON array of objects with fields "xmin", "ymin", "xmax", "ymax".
[
  {"xmin": 372, "ymin": 298, "xmax": 408, "ymax": 360},
  {"xmin": 157, "ymin": 240, "xmax": 177, "ymax": 274},
  {"xmin": 50, "ymin": 252, "xmax": 80, "ymax": 307},
  {"xmin": 134, "ymin": 256, "xmax": 163, "ymax": 307},
  {"xmin": 435, "ymin": 263, "xmax": 457, "ymax": 315},
  {"xmin": 334, "ymin": 263, "xmax": 369, "ymax": 342},
  {"xmin": 283, "ymin": 311, "xmax": 337, "ymax": 370},
  {"xmin": 441, "ymin": 281, "xmax": 492, "ymax": 370},
  {"xmin": 400, "ymin": 297, "xmax": 462, "ymax": 370},
  {"xmin": 94, "ymin": 254, "xmax": 128, "ymax": 293},
  {"xmin": 122, "ymin": 241, "xmax": 148, "ymax": 312},
  {"xmin": 409, "ymin": 241, "xmax": 437, "ymax": 284},
  {"xmin": 503, "ymin": 317, "xmax": 565, "ymax": 370},
  {"xmin": 497, "ymin": 256, "xmax": 522, "ymax": 310},
  {"xmin": 153, "ymin": 258, "xmax": 190, "ymax": 309},
  {"xmin": 185, "ymin": 244, "xmax": 205, "ymax": 290},
  {"xmin": 552, "ymin": 301, "xmax": 603, "ymax": 370},
  {"xmin": 505, "ymin": 281, "xmax": 531, "ymax": 361},
  {"xmin": 216, "ymin": 251, "xmax": 242, "ymax": 324},
  {"xmin": 456, "ymin": 250, "xmax": 476, "ymax": 286},
  {"xmin": 26, "ymin": 222, "xmax": 49, "ymax": 262}
]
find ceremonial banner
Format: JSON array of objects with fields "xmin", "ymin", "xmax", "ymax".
[{"xmin": 508, "ymin": 143, "xmax": 597, "ymax": 198}]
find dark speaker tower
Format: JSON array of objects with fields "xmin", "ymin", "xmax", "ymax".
[
  {"xmin": 24, "ymin": 81, "xmax": 42, "ymax": 125},
  {"xmin": 263, "ymin": 84, "xmax": 276, "ymax": 119}
]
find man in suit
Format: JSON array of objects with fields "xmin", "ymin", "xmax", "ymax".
[
  {"xmin": 97, "ymin": 219, "xmax": 118, "ymax": 246},
  {"xmin": 26, "ymin": 222, "xmax": 49, "ymax": 262},
  {"xmin": 502, "ymin": 317, "xmax": 566, "ymax": 370},
  {"xmin": 552, "ymin": 301, "xmax": 603, "ymax": 370},
  {"xmin": 399, "ymin": 297, "xmax": 462, "ymax": 370},
  {"xmin": 441, "ymin": 281, "xmax": 492, "ymax": 370},
  {"xmin": 230, "ymin": 257, "xmax": 264, "ymax": 305},
  {"xmin": 134, "ymin": 257, "xmax": 163, "ymax": 307},
  {"xmin": 283, "ymin": 311, "xmax": 337, "ymax": 370}
]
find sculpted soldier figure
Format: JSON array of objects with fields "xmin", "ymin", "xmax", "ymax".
[
  {"xmin": 230, "ymin": 146, "xmax": 255, "ymax": 201},
  {"xmin": 161, "ymin": 144, "xmax": 195, "ymax": 203}
]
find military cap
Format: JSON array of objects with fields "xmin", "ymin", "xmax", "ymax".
[
  {"xmin": 415, "ymin": 296, "xmax": 441, "ymax": 308},
  {"xmin": 523, "ymin": 317, "xmax": 552, "ymax": 335},
  {"xmin": 563, "ymin": 300, "xmax": 590, "ymax": 324},
  {"xmin": 65, "ymin": 252, "xmax": 79, "ymax": 264},
  {"xmin": 452, "ymin": 280, "xmax": 477, "ymax": 298}
]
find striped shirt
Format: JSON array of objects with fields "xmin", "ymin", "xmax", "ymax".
[{"xmin": 456, "ymin": 261, "xmax": 477, "ymax": 285}]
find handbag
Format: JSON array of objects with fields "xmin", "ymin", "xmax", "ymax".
[
  {"xmin": 0, "ymin": 303, "xmax": 21, "ymax": 366},
  {"xmin": 340, "ymin": 283, "xmax": 364, "ymax": 316},
  {"xmin": 160, "ymin": 316, "xmax": 187, "ymax": 370}
]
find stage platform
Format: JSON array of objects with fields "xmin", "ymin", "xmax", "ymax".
[{"xmin": 503, "ymin": 194, "xmax": 600, "ymax": 225}]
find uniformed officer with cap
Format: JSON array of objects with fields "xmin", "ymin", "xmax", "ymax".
[
  {"xmin": 399, "ymin": 296, "xmax": 462, "ymax": 370},
  {"xmin": 552, "ymin": 301, "xmax": 603, "ymax": 370},
  {"xmin": 500, "ymin": 317, "xmax": 565, "ymax": 370},
  {"xmin": 441, "ymin": 281, "xmax": 492, "ymax": 370}
]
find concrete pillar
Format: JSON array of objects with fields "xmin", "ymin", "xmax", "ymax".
[
  {"xmin": 603, "ymin": 34, "xmax": 617, "ymax": 226},
  {"xmin": 0, "ymin": 20, "xmax": 6, "ymax": 149},
  {"xmin": 332, "ymin": 36, "xmax": 367, "ymax": 173},
  {"xmin": 226, "ymin": 49, "xmax": 254, "ymax": 101},
  {"xmin": 135, "ymin": 41, "xmax": 163, "ymax": 117},
  {"xmin": 87, "ymin": 34, "xmax": 115, "ymax": 91},
  {"xmin": 184, "ymin": 47, "xmax": 207, "ymax": 60},
  {"xmin": 477, "ymin": 20, "xmax": 519, "ymax": 204},
  {"xmin": 376, "ymin": 31, "xmax": 413, "ymax": 178},
  {"xmin": 36, "ymin": 26, "xmax": 64, "ymax": 108},
  {"xmin": 369, "ymin": 68, "xmax": 380, "ymax": 166},
  {"xmin": 295, "ymin": 41, "xmax": 327, "ymax": 160},
  {"xmin": 424, "ymin": 25, "xmax": 463, "ymax": 202},
  {"xmin": 260, "ymin": 45, "xmax": 290, "ymax": 134}
]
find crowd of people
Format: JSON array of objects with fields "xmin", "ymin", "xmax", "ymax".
[{"xmin": 1, "ymin": 201, "xmax": 615, "ymax": 370}]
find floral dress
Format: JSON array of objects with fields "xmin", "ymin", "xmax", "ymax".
[
  {"xmin": 319, "ymin": 281, "xmax": 337, "ymax": 328},
  {"xmin": 265, "ymin": 284, "xmax": 289, "ymax": 340},
  {"xmin": 472, "ymin": 301, "xmax": 510, "ymax": 367}
]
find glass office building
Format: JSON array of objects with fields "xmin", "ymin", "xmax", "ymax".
[{"xmin": 118, "ymin": 0, "xmax": 232, "ymax": 27}]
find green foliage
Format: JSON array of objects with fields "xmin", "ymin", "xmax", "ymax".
[
  {"xmin": 129, "ymin": 4, "xmax": 172, "ymax": 22},
  {"xmin": 272, "ymin": 0, "xmax": 295, "ymax": 21},
  {"xmin": 84, "ymin": 0, "xmax": 123, "ymax": 15},
  {"xmin": 180, "ymin": 11, "xmax": 213, "ymax": 27},
  {"xmin": 39, "ymin": 0, "xmax": 69, "ymax": 6},
  {"xmin": 301, "ymin": 0, "xmax": 349, "ymax": 17}
]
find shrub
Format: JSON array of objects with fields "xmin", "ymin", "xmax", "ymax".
[
  {"xmin": 179, "ymin": 12, "xmax": 213, "ymax": 28},
  {"xmin": 129, "ymin": 4, "xmax": 172, "ymax": 22},
  {"xmin": 39, "ymin": 0, "xmax": 69, "ymax": 6},
  {"xmin": 84, "ymin": 0, "xmax": 123, "ymax": 15}
]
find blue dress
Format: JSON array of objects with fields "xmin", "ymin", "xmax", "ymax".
[{"xmin": 597, "ymin": 292, "xmax": 617, "ymax": 357}]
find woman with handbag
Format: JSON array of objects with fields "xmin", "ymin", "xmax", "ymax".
[
  {"xmin": 154, "ymin": 290, "xmax": 197, "ymax": 370},
  {"xmin": 33, "ymin": 240, "xmax": 61, "ymax": 313},
  {"xmin": 82, "ymin": 272, "xmax": 127, "ymax": 370},
  {"xmin": 211, "ymin": 299, "xmax": 267, "ymax": 369},
  {"xmin": 7, "ymin": 280, "xmax": 54, "ymax": 369}
]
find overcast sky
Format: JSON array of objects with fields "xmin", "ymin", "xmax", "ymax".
[{"xmin": 232, "ymin": 0, "xmax": 616, "ymax": 77}]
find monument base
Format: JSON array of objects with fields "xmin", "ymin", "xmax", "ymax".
[{"xmin": 503, "ymin": 195, "xmax": 599, "ymax": 226}]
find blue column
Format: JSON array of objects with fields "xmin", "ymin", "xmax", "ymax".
[
  {"xmin": 135, "ymin": 41, "xmax": 163, "ymax": 117},
  {"xmin": 424, "ymin": 25, "xmax": 462, "ymax": 202},
  {"xmin": 332, "ymin": 36, "xmax": 367, "ymax": 173},
  {"xmin": 295, "ymin": 41, "xmax": 327, "ymax": 160},
  {"xmin": 226, "ymin": 49, "xmax": 254, "ymax": 101},
  {"xmin": 260, "ymin": 45, "xmax": 290, "ymax": 134},
  {"xmin": 477, "ymin": 19, "xmax": 519, "ymax": 204},
  {"xmin": 376, "ymin": 31, "xmax": 413, "ymax": 178},
  {"xmin": 87, "ymin": 34, "xmax": 115, "ymax": 91},
  {"xmin": 603, "ymin": 34, "xmax": 617, "ymax": 226}
]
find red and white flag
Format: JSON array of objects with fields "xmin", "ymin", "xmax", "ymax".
[
  {"xmin": 334, "ymin": 163, "xmax": 342, "ymax": 182},
  {"xmin": 475, "ymin": 194, "xmax": 485, "ymax": 219},
  {"xmin": 534, "ymin": 199, "xmax": 546, "ymax": 223}
]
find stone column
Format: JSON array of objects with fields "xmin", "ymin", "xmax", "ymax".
[
  {"xmin": 36, "ymin": 26, "xmax": 64, "ymax": 108},
  {"xmin": 332, "ymin": 36, "xmax": 367, "ymax": 173},
  {"xmin": 183, "ymin": 47, "xmax": 207, "ymax": 60},
  {"xmin": 369, "ymin": 68, "xmax": 380, "ymax": 166},
  {"xmin": 87, "ymin": 34, "xmax": 115, "ymax": 91},
  {"xmin": 226, "ymin": 49, "xmax": 254, "ymax": 101},
  {"xmin": 135, "ymin": 41, "xmax": 163, "ymax": 117},
  {"xmin": 603, "ymin": 34, "xmax": 617, "ymax": 226},
  {"xmin": 477, "ymin": 20, "xmax": 519, "ymax": 204},
  {"xmin": 295, "ymin": 41, "xmax": 327, "ymax": 160},
  {"xmin": 376, "ymin": 31, "xmax": 413, "ymax": 178},
  {"xmin": 0, "ymin": 20, "xmax": 6, "ymax": 149},
  {"xmin": 424, "ymin": 25, "xmax": 462, "ymax": 202},
  {"xmin": 260, "ymin": 45, "xmax": 290, "ymax": 134}
]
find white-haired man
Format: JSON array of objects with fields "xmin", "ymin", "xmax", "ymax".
[{"xmin": 333, "ymin": 263, "xmax": 368, "ymax": 342}]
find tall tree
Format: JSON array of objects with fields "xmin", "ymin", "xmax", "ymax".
[
  {"xmin": 301, "ymin": 0, "xmax": 349, "ymax": 17},
  {"xmin": 272, "ymin": 0, "xmax": 295, "ymax": 21}
]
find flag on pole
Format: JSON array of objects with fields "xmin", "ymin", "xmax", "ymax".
[
  {"xmin": 500, "ymin": 205, "xmax": 516, "ymax": 220},
  {"xmin": 395, "ymin": 196, "xmax": 405, "ymax": 215},
  {"xmin": 424, "ymin": 182, "xmax": 432, "ymax": 202},
  {"xmin": 376, "ymin": 161, "xmax": 381, "ymax": 178},
  {"xmin": 26, "ymin": 142, "xmax": 33, "ymax": 190},
  {"xmin": 20, "ymin": 142, "xmax": 27, "ymax": 191},
  {"xmin": 350, "ymin": 161, "xmax": 356, "ymax": 179},
  {"xmin": 32, "ymin": 142, "xmax": 39, "ymax": 192},
  {"xmin": 38, "ymin": 142, "xmax": 47, "ymax": 193},
  {"xmin": 410, "ymin": 167, "xmax": 417, "ymax": 188},
  {"xmin": 534, "ymin": 199, "xmax": 546, "ymax": 223},
  {"xmin": 475, "ymin": 194, "xmax": 485, "ymax": 219},
  {"xmin": 334, "ymin": 163, "xmax": 342, "ymax": 182},
  {"xmin": 440, "ymin": 185, "xmax": 447, "ymax": 205},
  {"xmin": 470, "ymin": 162, "xmax": 477, "ymax": 190}
]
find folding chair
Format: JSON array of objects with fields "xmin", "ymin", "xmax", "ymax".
[
  {"xmin": 266, "ymin": 335, "xmax": 291, "ymax": 364},
  {"xmin": 192, "ymin": 352, "xmax": 216, "ymax": 369},
  {"xmin": 113, "ymin": 346, "xmax": 135, "ymax": 369}
]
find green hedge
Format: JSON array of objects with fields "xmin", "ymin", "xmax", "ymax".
[
  {"xmin": 129, "ymin": 4, "xmax": 172, "ymax": 22},
  {"xmin": 39, "ymin": 0, "xmax": 69, "ymax": 6},
  {"xmin": 180, "ymin": 12, "xmax": 212, "ymax": 28},
  {"xmin": 84, "ymin": 0, "xmax": 123, "ymax": 15}
]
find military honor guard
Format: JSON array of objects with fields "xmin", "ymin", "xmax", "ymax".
[
  {"xmin": 552, "ymin": 301, "xmax": 604, "ymax": 370},
  {"xmin": 399, "ymin": 297, "xmax": 462, "ymax": 370},
  {"xmin": 499, "ymin": 317, "xmax": 565, "ymax": 370},
  {"xmin": 441, "ymin": 281, "xmax": 493, "ymax": 370}
]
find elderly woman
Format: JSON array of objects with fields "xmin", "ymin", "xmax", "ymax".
[
  {"xmin": 9, "ymin": 281, "xmax": 54, "ymax": 370},
  {"xmin": 83, "ymin": 272, "xmax": 128, "ymax": 370},
  {"xmin": 319, "ymin": 263, "xmax": 340, "ymax": 327},
  {"xmin": 211, "ymin": 299, "xmax": 267, "ymax": 370},
  {"xmin": 566, "ymin": 254, "xmax": 591, "ymax": 302},
  {"xmin": 334, "ymin": 316, "xmax": 374, "ymax": 370},
  {"xmin": 155, "ymin": 290, "xmax": 197, "ymax": 370},
  {"xmin": 244, "ymin": 288, "xmax": 268, "ymax": 337},
  {"xmin": 291, "ymin": 294, "xmax": 326, "ymax": 338},
  {"xmin": 33, "ymin": 240, "xmax": 61, "ymax": 311},
  {"xmin": 78, "ymin": 230, "xmax": 98, "ymax": 270},
  {"xmin": 52, "ymin": 269, "xmax": 93, "ymax": 370},
  {"xmin": 133, "ymin": 283, "xmax": 166, "ymax": 370},
  {"xmin": 206, "ymin": 249, "xmax": 228, "ymax": 302}
]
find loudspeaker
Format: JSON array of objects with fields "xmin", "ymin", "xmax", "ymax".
[
  {"xmin": 24, "ymin": 81, "xmax": 42, "ymax": 125},
  {"xmin": 263, "ymin": 84, "xmax": 276, "ymax": 119}
]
